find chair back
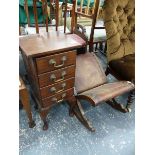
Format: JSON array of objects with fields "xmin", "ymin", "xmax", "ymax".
[
  {"xmin": 23, "ymin": 0, "xmax": 75, "ymax": 34},
  {"xmin": 75, "ymin": 0, "xmax": 100, "ymax": 25},
  {"xmin": 74, "ymin": 0, "xmax": 105, "ymax": 52},
  {"xmin": 103, "ymin": 0, "xmax": 135, "ymax": 62}
]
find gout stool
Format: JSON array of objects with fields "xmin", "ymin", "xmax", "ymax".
[{"xmin": 68, "ymin": 52, "xmax": 134, "ymax": 132}]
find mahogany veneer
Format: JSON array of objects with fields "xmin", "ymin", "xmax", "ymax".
[{"xmin": 19, "ymin": 31, "xmax": 85, "ymax": 130}]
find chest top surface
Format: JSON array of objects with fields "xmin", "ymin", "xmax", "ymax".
[{"xmin": 19, "ymin": 31, "xmax": 85, "ymax": 57}]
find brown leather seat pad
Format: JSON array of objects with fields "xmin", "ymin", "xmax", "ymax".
[
  {"xmin": 79, "ymin": 81, "xmax": 134, "ymax": 106},
  {"xmin": 109, "ymin": 54, "xmax": 135, "ymax": 81}
]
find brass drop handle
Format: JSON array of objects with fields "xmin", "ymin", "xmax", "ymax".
[
  {"xmin": 51, "ymin": 93, "xmax": 66, "ymax": 103},
  {"xmin": 50, "ymin": 83, "xmax": 66, "ymax": 93},
  {"xmin": 50, "ymin": 87, "xmax": 56, "ymax": 93},
  {"xmin": 57, "ymin": 83, "xmax": 66, "ymax": 93},
  {"xmin": 49, "ymin": 56, "xmax": 67, "ymax": 68},
  {"xmin": 50, "ymin": 71, "xmax": 66, "ymax": 82}
]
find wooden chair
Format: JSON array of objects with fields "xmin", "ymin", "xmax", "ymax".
[
  {"xmin": 103, "ymin": 0, "xmax": 135, "ymax": 111},
  {"xmin": 68, "ymin": 52, "xmax": 134, "ymax": 131},
  {"xmin": 23, "ymin": 0, "xmax": 58, "ymax": 34},
  {"xmin": 23, "ymin": 0, "xmax": 75, "ymax": 35},
  {"xmin": 73, "ymin": 0, "xmax": 106, "ymax": 52}
]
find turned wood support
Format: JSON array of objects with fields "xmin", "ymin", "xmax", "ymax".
[{"xmin": 126, "ymin": 89, "xmax": 135, "ymax": 112}]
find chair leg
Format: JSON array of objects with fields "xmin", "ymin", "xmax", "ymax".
[
  {"xmin": 89, "ymin": 42, "xmax": 94, "ymax": 52},
  {"xmin": 126, "ymin": 90, "xmax": 135, "ymax": 112},
  {"xmin": 103, "ymin": 42, "xmax": 107, "ymax": 55},
  {"xmin": 69, "ymin": 98, "xmax": 95, "ymax": 132},
  {"xmin": 95, "ymin": 43, "xmax": 98, "ymax": 51},
  {"xmin": 20, "ymin": 89, "xmax": 36, "ymax": 128},
  {"xmin": 99, "ymin": 43, "xmax": 103, "ymax": 51},
  {"xmin": 39, "ymin": 107, "xmax": 50, "ymax": 130}
]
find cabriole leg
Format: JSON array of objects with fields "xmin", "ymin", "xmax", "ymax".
[{"xmin": 39, "ymin": 108, "xmax": 50, "ymax": 130}]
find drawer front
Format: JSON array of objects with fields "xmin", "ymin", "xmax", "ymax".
[
  {"xmin": 38, "ymin": 65, "xmax": 75, "ymax": 88},
  {"xmin": 36, "ymin": 51, "xmax": 76, "ymax": 74},
  {"xmin": 42, "ymin": 88, "xmax": 74, "ymax": 107},
  {"xmin": 40, "ymin": 78, "xmax": 74, "ymax": 98}
]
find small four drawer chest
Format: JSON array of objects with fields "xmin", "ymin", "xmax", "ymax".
[{"xmin": 19, "ymin": 31, "xmax": 85, "ymax": 130}]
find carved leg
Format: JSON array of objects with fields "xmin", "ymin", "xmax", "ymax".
[
  {"xmin": 20, "ymin": 89, "xmax": 36, "ymax": 128},
  {"xmin": 39, "ymin": 108, "xmax": 50, "ymax": 130},
  {"xmin": 68, "ymin": 97, "xmax": 95, "ymax": 132},
  {"xmin": 106, "ymin": 99, "xmax": 128, "ymax": 113},
  {"xmin": 126, "ymin": 90, "xmax": 135, "ymax": 112}
]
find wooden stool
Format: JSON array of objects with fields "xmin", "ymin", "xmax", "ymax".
[{"xmin": 19, "ymin": 76, "xmax": 36, "ymax": 128}]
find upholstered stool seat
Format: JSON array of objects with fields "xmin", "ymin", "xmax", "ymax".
[
  {"xmin": 71, "ymin": 52, "xmax": 134, "ymax": 131},
  {"xmin": 109, "ymin": 54, "xmax": 135, "ymax": 81},
  {"xmin": 80, "ymin": 81, "xmax": 134, "ymax": 106}
]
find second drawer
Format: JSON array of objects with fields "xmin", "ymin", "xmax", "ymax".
[{"xmin": 40, "ymin": 77, "xmax": 75, "ymax": 98}]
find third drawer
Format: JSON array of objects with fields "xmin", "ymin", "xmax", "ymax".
[{"xmin": 40, "ymin": 77, "xmax": 75, "ymax": 99}]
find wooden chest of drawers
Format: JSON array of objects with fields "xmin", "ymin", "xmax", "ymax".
[{"xmin": 19, "ymin": 32, "xmax": 85, "ymax": 130}]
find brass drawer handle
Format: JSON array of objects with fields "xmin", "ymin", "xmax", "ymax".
[
  {"xmin": 50, "ymin": 71, "xmax": 66, "ymax": 82},
  {"xmin": 49, "ymin": 56, "xmax": 67, "ymax": 68},
  {"xmin": 50, "ymin": 87, "xmax": 56, "ymax": 93},
  {"xmin": 50, "ymin": 83, "xmax": 66, "ymax": 93},
  {"xmin": 51, "ymin": 93, "xmax": 66, "ymax": 103}
]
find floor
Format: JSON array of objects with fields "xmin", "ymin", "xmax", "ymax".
[{"xmin": 19, "ymin": 50, "xmax": 135, "ymax": 155}]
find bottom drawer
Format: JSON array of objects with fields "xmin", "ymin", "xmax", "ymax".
[{"xmin": 42, "ymin": 88, "xmax": 74, "ymax": 107}]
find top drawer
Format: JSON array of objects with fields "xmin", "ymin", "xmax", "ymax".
[{"xmin": 36, "ymin": 51, "xmax": 76, "ymax": 74}]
